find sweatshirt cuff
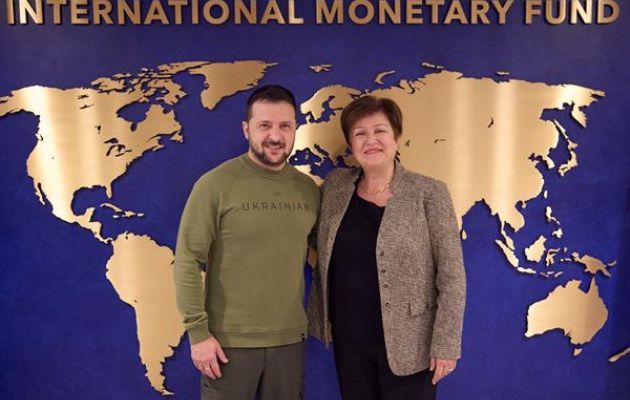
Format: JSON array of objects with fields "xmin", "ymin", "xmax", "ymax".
[{"xmin": 187, "ymin": 324, "xmax": 212, "ymax": 345}]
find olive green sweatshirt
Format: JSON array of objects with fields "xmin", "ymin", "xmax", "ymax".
[{"xmin": 174, "ymin": 154, "xmax": 320, "ymax": 347}]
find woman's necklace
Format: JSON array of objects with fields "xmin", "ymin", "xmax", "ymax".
[{"xmin": 361, "ymin": 176, "xmax": 393, "ymax": 195}]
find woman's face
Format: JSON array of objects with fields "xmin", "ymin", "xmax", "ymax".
[{"xmin": 348, "ymin": 111, "xmax": 399, "ymax": 170}]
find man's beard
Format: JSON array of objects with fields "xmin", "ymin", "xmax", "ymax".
[{"xmin": 249, "ymin": 139, "xmax": 290, "ymax": 168}]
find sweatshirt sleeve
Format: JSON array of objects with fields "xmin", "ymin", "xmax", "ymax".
[{"xmin": 173, "ymin": 176, "xmax": 218, "ymax": 344}]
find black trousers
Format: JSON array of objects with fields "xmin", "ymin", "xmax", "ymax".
[{"xmin": 333, "ymin": 340, "xmax": 436, "ymax": 400}]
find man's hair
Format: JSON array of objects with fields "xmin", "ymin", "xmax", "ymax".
[
  {"xmin": 340, "ymin": 95, "xmax": 403, "ymax": 144},
  {"xmin": 245, "ymin": 84, "xmax": 297, "ymax": 120}
]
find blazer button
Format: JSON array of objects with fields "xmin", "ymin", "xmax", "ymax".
[
  {"xmin": 379, "ymin": 250, "xmax": 385, "ymax": 256},
  {"xmin": 384, "ymin": 302, "xmax": 390, "ymax": 307},
  {"xmin": 383, "ymin": 283, "xmax": 389, "ymax": 289},
  {"xmin": 380, "ymin": 269, "xmax": 386, "ymax": 274}
]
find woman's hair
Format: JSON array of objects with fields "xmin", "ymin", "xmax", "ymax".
[{"xmin": 340, "ymin": 95, "xmax": 403, "ymax": 144}]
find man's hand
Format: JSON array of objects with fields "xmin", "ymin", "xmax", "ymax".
[
  {"xmin": 430, "ymin": 358, "xmax": 457, "ymax": 385},
  {"xmin": 191, "ymin": 336, "xmax": 229, "ymax": 379}
]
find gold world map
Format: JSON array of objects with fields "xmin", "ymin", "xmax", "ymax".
[{"xmin": 0, "ymin": 60, "xmax": 625, "ymax": 394}]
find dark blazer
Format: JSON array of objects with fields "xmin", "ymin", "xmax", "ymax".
[{"xmin": 308, "ymin": 163, "xmax": 466, "ymax": 376}]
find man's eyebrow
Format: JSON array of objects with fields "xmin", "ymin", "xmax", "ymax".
[{"xmin": 256, "ymin": 119, "xmax": 294, "ymax": 123}]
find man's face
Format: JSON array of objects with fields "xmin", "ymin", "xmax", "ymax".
[{"xmin": 242, "ymin": 100, "xmax": 297, "ymax": 171}]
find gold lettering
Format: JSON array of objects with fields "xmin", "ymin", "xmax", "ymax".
[
  {"xmin": 191, "ymin": 0, "xmax": 198, "ymax": 24},
  {"xmin": 597, "ymin": 0, "xmax": 619, "ymax": 24},
  {"xmin": 6, "ymin": 0, "xmax": 16, "ymax": 24},
  {"xmin": 70, "ymin": 0, "xmax": 88, "ymax": 24},
  {"xmin": 235, "ymin": 0, "xmax": 256, "ymax": 24},
  {"xmin": 93, "ymin": 0, "xmax": 113, "ymax": 24},
  {"xmin": 349, "ymin": 0, "xmax": 374, "ymax": 25},
  {"xmin": 471, "ymin": 0, "xmax": 490, "ymax": 24},
  {"xmin": 493, "ymin": 0, "xmax": 513, "ymax": 24},
  {"xmin": 316, "ymin": 0, "xmax": 343, "ymax": 24},
  {"xmin": 117, "ymin": 0, "xmax": 140, "ymax": 24},
  {"xmin": 18, "ymin": 0, "xmax": 43, "ymax": 24},
  {"xmin": 203, "ymin": 0, "xmax": 229, "ymax": 24},
  {"xmin": 444, "ymin": 0, "xmax": 468, "ymax": 24},
  {"xmin": 406, "ymin": 0, "xmax": 423, "ymax": 23},
  {"xmin": 168, "ymin": 0, "xmax": 187, "ymax": 24},
  {"xmin": 144, "ymin": 0, "xmax": 169, "ymax": 24},
  {"xmin": 545, "ymin": 0, "xmax": 566, "ymax": 24},
  {"xmin": 288, "ymin": 0, "xmax": 303, "ymax": 24},
  {"xmin": 46, "ymin": 0, "xmax": 65, "ymax": 24},
  {"xmin": 379, "ymin": 0, "xmax": 400, "ymax": 24},
  {"xmin": 525, "ymin": 0, "xmax": 542, "ymax": 24},
  {"xmin": 261, "ymin": 0, "xmax": 284, "ymax": 24},
  {"xmin": 425, "ymin": 0, "xmax": 444, "ymax": 24},
  {"xmin": 570, "ymin": 0, "xmax": 592, "ymax": 24}
]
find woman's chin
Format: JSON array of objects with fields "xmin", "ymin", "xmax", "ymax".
[{"xmin": 357, "ymin": 155, "xmax": 392, "ymax": 169}]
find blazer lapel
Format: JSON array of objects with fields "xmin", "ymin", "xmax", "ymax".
[{"xmin": 378, "ymin": 162, "xmax": 406, "ymax": 253}]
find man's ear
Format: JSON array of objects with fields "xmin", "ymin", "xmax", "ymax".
[{"xmin": 242, "ymin": 121, "xmax": 249, "ymax": 140}]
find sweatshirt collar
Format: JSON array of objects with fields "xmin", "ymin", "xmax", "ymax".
[{"xmin": 240, "ymin": 153, "xmax": 291, "ymax": 180}]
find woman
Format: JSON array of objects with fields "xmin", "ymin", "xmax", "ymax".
[{"xmin": 308, "ymin": 96, "xmax": 466, "ymax": 400}]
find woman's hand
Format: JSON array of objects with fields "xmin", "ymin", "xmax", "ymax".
[{"xmin": 430, "ymin": 358, "xmax": 457, "ymax": 385}]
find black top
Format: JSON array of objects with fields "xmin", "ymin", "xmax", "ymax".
[{"xmin": 329, "ymin": 190, "xmax": 385, "ymax": 344}]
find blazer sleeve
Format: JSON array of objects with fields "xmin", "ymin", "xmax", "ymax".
[{"xmin": 424, "ymin": 180, "xmax": 466, "ymax": 360}]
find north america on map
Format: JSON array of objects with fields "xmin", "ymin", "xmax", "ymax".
[{"xmin": 0, "ymin": 60, "xmax": 620, "ymax": 394}]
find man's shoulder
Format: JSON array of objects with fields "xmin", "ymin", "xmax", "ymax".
[
  {"xmin": 287, "ymin": 165, "xmax": 320, "ymax": 193},
  {"xmin": 195, "ymin": 155, "xmax": 245, "ymax": 187}
]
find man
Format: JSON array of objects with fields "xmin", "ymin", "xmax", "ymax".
[{"xmin": 174, "ymin": 85, "xmax": 320, "ymax": 400}]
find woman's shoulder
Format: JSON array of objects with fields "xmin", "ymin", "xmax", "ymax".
[
  {"xmin": 323, "ymin": 166, "xmax": 357, "ymax": 185},
  {"xmin": 398, "ymin": 165, "xmax": 448, "ymax": 194}
]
